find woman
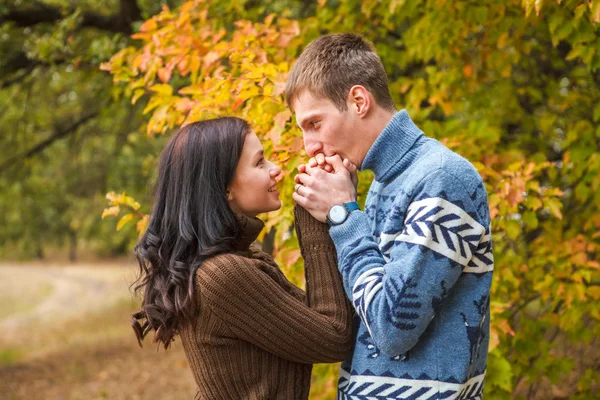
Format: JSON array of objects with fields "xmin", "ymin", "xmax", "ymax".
[{"xmin": 131, "ymin": 117, "xmax": 353, "ymax": 399}]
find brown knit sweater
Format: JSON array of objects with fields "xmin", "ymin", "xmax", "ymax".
[{"xmin": 180, "ymin": 206, "xmax": 354, "ymax": 399}]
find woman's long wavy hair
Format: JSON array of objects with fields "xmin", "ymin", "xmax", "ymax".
[{"xmin": 131, "ymin": 117, "xmax": 249, "ymax": 349}]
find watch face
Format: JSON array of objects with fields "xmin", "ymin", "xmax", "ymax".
[{"xmin": 329, "ymin": 205, "xmax": 348, "ymax": 224}]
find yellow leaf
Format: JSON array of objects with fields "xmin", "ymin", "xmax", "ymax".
[
  {"xmin": 546, "ymin": 198, "xmax": 563, "ymax": 220},
  {"xmin": 390, "ymin": 0, "xmax": 406, "ymax": 14},
  {"xmin": 132, "ymin": 89, "xmax": 145, "ymax": 105},
  {"xmin": 534, "ymin": 0, "xmax": 543, "ymax": 16},
  {"xmin": 137, "ymin": 215, "xmax": 150, "ymax": 237},
  {"xmin": 150, "ymin": 84, "xmax": 173, "ymax": 96},
  {"xmin": 117, "ymin": 213, "xmax": 134, "ymax": 231},
  {"xmin": 102, "ymin": 206, "xmax": 120, "ymax": 219},
  {"xmin": 592, "ymin": 0, "xmax": 600, "ymax": 23}
]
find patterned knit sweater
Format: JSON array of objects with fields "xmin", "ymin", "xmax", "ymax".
[
  {"xmin": 329, "ymin": 110, "xmax": 494, "ymax": 400},
  {"xmin": 180, "ymin": 206, "xmax": 353, "ymax": 400}
]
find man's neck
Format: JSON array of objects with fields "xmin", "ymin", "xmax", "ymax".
[{"xmin": 356, "ymin": 107, "xmax": 396, "ymax": 166}]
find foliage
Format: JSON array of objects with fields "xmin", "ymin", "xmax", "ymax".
[
  {"xmin": 0, "ymin": 0, "xmax": 170, "ymax": 259},
  {"xmin": 65, "ymin": 0, "xmax": 600, "ymax": 397}
]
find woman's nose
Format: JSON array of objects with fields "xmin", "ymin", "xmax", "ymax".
[{"xmin": 270, "ymin": 163, "xmax": 282, "ymax": 179}]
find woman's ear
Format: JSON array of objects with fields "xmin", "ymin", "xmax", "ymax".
[{"xmin": 226, "ymin": 189, "xmax": 234, "ymax": 201}]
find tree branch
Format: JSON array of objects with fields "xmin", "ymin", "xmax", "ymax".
[
  {"xmin": 0, "ymin": 111, "xmax": 100, "ymax": 174},
  {"xmin": 1, "ymin": 0, "xmax": 141, "ymax": 34},
  {"xmin": 0, "ymin": 62, "xmax": 38, "ymax": 89}
]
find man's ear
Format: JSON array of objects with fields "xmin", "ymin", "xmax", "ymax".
[{"xmin": 347, "ymin": 85, "xmax": 371, "ymax": 118}]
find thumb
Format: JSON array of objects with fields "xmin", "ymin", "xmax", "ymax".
[
  {"xmin": 343, "ymin": 158, "xmax": 359, "ymax": 188},
  {"xmin": 343, "ymin": 158, "xmax": 358, "ymax": 174},
  {"xmin": 324, "ymin": 155, "xmax": 347, "ymax": 174}
]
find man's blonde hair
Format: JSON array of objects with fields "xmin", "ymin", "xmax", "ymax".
[{"xmin": 286, "ymin": 33, "xmax": 396, "ymax": 112}]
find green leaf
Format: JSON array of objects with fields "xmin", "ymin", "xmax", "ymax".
[
  {"xmin": 575, "ymin": 182, "xmax": 591, "ymax": 202},
  {"xmin": 522, "ymin": 211, "xmax": 538, "ymax": 229},
  {"xmin": 486, "ymin": 349, "xmax": 514, "ymax": 393},
  {"xmin": 505, "ymin": 219, "xmax": 522, "ymax": 240},
  {"xmin": 594, "ymin": 103, "xmax": 600, "ymax": 123}
]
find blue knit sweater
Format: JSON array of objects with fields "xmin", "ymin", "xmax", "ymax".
[{"xmin": 329, "ymin": 110, "xmax": 494, "ymax": 400}]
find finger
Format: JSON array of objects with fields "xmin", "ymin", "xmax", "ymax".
[
  {"xmin": 295, "ymin": 173, "xmax": 313, "ymax": 187},
  {"xmin": 298, "ymin": 164, "xmax": 306, "ymax": 173},
  {"xmin": 324, "ymin": 164, "xmax": 333, "ymax": 173},
  {"xmin": 308, "ymin": 158, "xmax": 317, "ymax": 168},
  {"xmin": 304, "ymin": 163, "xmax": 325, "ymax": 178},
  {"xmin": 344, "ymin": 158, "xmax": 359, "ymax": 187},
  {"xmin": 316, "ymin": 153, "xmax": 325, "ymax": 166},
  {"xmin": 343, "ymin": 158, "xmax": 358, "ymax": 173},
  {"xmin": 324, "ymin": 155, "xmax": 347, "ymax": 174},
  {"xmin": 292, "ymin": 191, "xmax": 309, "ymax": 208},
  {"xmin": 294, "ymin": 183, "xmax": 305, "ymax": 197}
]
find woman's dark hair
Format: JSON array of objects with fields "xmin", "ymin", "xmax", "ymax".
[{"xmin": 131, "ymin": 117, "xmax": 250, "ymax": 349}]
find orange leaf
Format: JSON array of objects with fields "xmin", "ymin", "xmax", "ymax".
[
  {"xmin": 463, "ymin": 64, "xmax": 473, "ymax": 77},
  {"xmin": 268, "ymin": 110, "xmax": 292, "ymax": 144}
]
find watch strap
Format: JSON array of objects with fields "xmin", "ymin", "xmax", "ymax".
[{"xmin": 344, "ymin": 202, "xmax": 360, "ymax": 213}]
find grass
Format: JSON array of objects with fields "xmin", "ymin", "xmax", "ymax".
[{"xmin": 0, "ymin": 349, "xmax": 23, "ymax": 366}]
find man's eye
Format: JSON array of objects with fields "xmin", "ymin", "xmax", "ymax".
[
  {"xmin": 310, "ymin": 121, "xmax": 320, "ymax": 128},
  {"xmin": 257, "ymin": 158, "xmax": 264, "ymax": 166}
]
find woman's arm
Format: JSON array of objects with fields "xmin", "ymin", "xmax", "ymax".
[{"xmin": 196, "ymin": 206, "xmax": 353, "ymax": 364}]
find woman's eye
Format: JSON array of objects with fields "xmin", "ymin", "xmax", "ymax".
[
  {"xmin": 310, "ymin": 121, "xmax": 320, "ymax": 128},
  {"xmin": 257, "ymin": 158, "xmax": 264, "ymax": 166}
]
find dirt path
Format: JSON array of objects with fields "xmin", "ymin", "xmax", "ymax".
[
  {"xmin": 0, "ymin": 263, "xmax": 130, "ymax": 332},
  {"xmin": 0, "ymin": 262, "xmax": 197, "ymax": 400}
]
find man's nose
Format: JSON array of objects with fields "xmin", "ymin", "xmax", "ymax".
[{"xmin": 304, "ymin": 139, "xmax": 323, "ymax": 158}]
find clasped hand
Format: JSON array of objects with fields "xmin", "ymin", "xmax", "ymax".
[{"xmin": 293, "ymin": 154, "xmax": 358, "ymax": 223}]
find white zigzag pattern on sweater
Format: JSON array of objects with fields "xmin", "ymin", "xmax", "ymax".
[
  {"xmin": 337, "ymin": 369, "xmax": 486, "ymax": 399},
  {"xmin": 378, "ymin": 197, "xmax": 494, "ymax": 273},
  {"xmin": 352, "ymin": 267, "xmax": 385, "ymax": 338}
]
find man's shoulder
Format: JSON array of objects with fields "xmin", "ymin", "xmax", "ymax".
[{"xmin": 406, "ymin": 141, "xmax": 484, "ymax": 192}]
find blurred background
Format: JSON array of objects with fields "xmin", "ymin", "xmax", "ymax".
[{"xmin": 0, "ymin": 0, "xmax": 599, "ymax": 399}]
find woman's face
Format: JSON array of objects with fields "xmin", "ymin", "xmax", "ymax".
[{"xmin": 228, "ymin": 131, "xmax": 282, "ymax": 217}]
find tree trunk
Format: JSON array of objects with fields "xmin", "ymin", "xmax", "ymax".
[{"xmin": 69, "ymin": 230, "xmax": 77, "ymax": 262}]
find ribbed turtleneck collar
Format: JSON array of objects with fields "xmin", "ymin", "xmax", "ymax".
[
  {"xmin": 234, "ymin": 214, "xmax": 265, "ymax": 251},
  {"xmin": 360, "ymin": 110, "xmax": 424, "ymax": 181}
]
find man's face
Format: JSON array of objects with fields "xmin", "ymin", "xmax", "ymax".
[{"xmin": 292, "ymin": 90, "xmax": 358, "ymax": 163}]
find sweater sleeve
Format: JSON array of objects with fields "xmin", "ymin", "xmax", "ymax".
[
  {"xmin": 196, "ymin": 206, "xmax": 353, "ymax": 364},
  {"xmin": 329, "ymin": 169, "xmax": 493, "ymax": 357}
]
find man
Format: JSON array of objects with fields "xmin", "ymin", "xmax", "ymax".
[{"xmin": 287, "ymin": 33, "xmax": 494, "ymax": 399}]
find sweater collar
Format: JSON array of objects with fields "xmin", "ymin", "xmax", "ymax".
[
  {"xmin": 361, "ymin": 110, "xmax": 424, "ymax": 181},
  {"xmin": 234, "ymin": 214, "xmax": 265, "ymax": 250}
]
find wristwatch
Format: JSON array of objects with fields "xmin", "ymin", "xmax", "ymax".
[{"xmin": 326, "ymin": 202, "xmax": 360, "ymax": 226}]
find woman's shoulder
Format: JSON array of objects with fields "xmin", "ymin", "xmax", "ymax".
[
  {"xmin": 195, "ymin": 251, "xmax": 271, "ymax": 300},
  {"xmin": 196, "ymin": 250, "xmax": 269, "ymax": 285},
  {"xmin": 200, "ymin": 251, "xmax": 254, "ymax": 273}
]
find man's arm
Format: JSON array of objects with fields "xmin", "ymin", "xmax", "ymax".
[{"xmin": 329, "ymin": 168, "xmax": 493, "ymax": 356}]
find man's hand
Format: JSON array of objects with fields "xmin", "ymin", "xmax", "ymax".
[
  {"xmin": 298, "ymin": 154, "xmax": 358, "ymax": 188},
  {"xmin": 293, "ymin": 155, "xmax": 358, "ymax": 223}
]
